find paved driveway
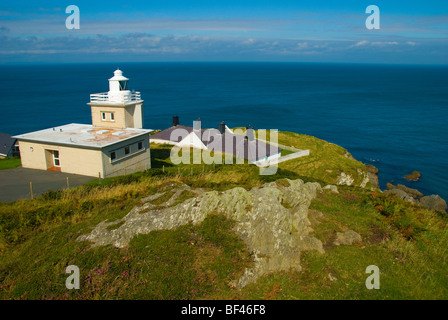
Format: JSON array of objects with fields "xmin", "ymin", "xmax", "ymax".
[{"xmin": 0, "ymin": 167, "xmax": 95, "ymax": 203}]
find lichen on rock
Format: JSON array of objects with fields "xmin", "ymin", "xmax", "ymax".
[
  {"xmin": 77, "ymin": 179, "xmax": 324, "ymax": 289},
  {"xmin": 337, "ymin": 172, "xmax": 354, "ymax": 186}
]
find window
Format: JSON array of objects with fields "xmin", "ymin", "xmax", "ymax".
[
  {"xmin": 110, "ymin": 112, "xmax": 115, "ymax": 121},
  {"xmin": 110, "ymin": 143, "xmax": 141, "ymax": 163},
  {"xmin": 53, "ymin": 150, "xmax": 60, "ymax": 167},
  {"xmin": 119, "ymin": 80, "xmax": 128, "ymax": 91},
  {"xmin": 101, "ymin": 112, "xmax": 106, "ymax": 121}
]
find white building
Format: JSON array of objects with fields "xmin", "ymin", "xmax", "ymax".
[
  {"xmin": 151, "ymin": 117, "xmax": 282, "ymax": 165},
  {"xmin": 14, "ymin": 69, "xmax": 152, "ymax": 178}
]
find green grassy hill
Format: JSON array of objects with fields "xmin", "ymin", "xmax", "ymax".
[{"xmin": 0, "ymin": 132, "xmax": 447, "ymax": 299}]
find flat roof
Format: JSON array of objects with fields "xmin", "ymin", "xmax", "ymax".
[{"xmin": 13, "ymin": 123, "xmax": 153, "ymax": 149}]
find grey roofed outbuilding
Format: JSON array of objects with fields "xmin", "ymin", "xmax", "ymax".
[
  {"xmin": 0, "ymin": 132, "xmax": 19, "ymax": 157},
  {"xmin": 151, "ymin": 125, "xmax": 281, "ymax": 161}
]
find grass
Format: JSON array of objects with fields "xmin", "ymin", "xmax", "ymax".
[
  {"xmin": 0, "ymin": 157, "xmax": 21, "ymax": 170},
  {"xmin": 237, "ymin": 187, "xmax": 448, "ymax": 300},
  {"xmin": 281, "ymin": 149, "xmax": 294, "ymax": 156},
  {"xmin": 0, "ymin": 132, "xmax": 447, "ymax": 299},
  {"xmin": 274, "ymin": 131, "xmax": 368, "ymax": 187},
  {"xmin": 0, "ymin": 213, "xmax": 252, "ymax": 299}
]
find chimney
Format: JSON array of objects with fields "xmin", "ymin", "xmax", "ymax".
[
  {"xmin": 218, "ymin": 121, "xmax": 226, "ymax": 134},
  {"xmin": 246, "ymin": 125, "xmax": 255, "ymax": 141},
  {"xmin": 173, "ymin": 115, "xmax": 179, "ymax": 126},
  {"xmin": 193, "ymin": 118, "xmax": 201, "ymax": 131}
]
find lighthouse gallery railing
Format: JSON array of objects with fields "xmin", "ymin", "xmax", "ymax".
[{"xmin": 90, "ymin": 92, "xmax": 142, "ymax": 103}]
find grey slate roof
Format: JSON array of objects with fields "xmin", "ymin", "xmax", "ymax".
[
  {"xmin": 0, "ymin": 132, "xmax": 17, "ymax": 156},
  {"xmin": 151, "ymin": 125, "xmax": 281, "ymax": 161},
  {"xmin": 151, "ymin": 125, "xmax": 199, "ymax": 143}
]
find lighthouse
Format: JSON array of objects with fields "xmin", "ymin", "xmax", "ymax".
[
  {"xmin": 89, "ymin": 69, "xmax": 144, "ymax": 129},
  {"xmin": 14, "ymin": 69, "xmax": 152, "ymax": 178}
]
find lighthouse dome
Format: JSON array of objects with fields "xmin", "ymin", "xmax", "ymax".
[{"xmin": 109, "ymin": 69, "xmax": 129, "ymax": 81}]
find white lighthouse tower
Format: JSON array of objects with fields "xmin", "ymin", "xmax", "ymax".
[
  {"xmin": 14, "ymin": 69, "xmax": 152, "ymax": 179},
  {"xmin": 88, "ymin": 69, "xmax": 144, "ymax": 129},
  {"xmin": 108, "ymin": 69, "xmax": 130, "ymax": 102}
]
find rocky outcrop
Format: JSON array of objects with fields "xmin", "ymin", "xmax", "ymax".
[
  {"xmin": 337, "ymin": 172, "xmax": 354, "ymax": 186},
  {"xmin": 337, "ymin": 166, "xmax": 378, "ymax": 189},
  {"xmin": 404, "ymin": 171, "xmax": 421, "ymax": 181},
  {"xmin": 418, "ymin": 195, "xmax": 447, "ymax": 213},
  {"xmin": 77, "ymin": 179, "xmax": 324, "ymax": 289},
  {"xmin": 357, "ymin": 168, "xmax": 370, "ymax": 188},
  {"xmin": 386, "ymin": 183, "xmax": 423, "ymax": 198},
  {"xmin": 333, "ymin": 230, "xmax": 362, "ymax": 246},
  {"xmin": 383, "ymin": 188, "xmax": 415, "ymax": 203},
  {"xmin": 365, "ymin": 165, "xmax": 380, "ymax": 189},
  {"xmin": 384, "ymin": 182, "xmax": 447, "ymax": 213}
]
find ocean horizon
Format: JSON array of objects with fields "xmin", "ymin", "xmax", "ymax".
[{"xmin": 1, "ymin": 62, "xmax": 447, "ymax": 199}]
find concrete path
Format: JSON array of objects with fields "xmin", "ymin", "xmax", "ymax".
[
  {"xmin": 0, "ymin": 167, "xmax": 95, "ymax": 203},
  {"xmin": 255, "ymin": 150, "xmax": 310, "ymax": 168}
]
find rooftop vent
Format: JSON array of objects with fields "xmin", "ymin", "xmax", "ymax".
[
  {"xmin": 193, "ymin": 118, "xmax": 201, "ymax": 131},
  {"xmin": 112, "ymin": 131, "xmax": 126, "ymax": 136},
  {"xmin": 97, "ymin": 130, "xmax": 110, "ymax": 134},
  {"xmin": 173, "ymin": 115, "xmax": 179, "ymax": 127},
  {"xmin": 218, "ymin": 121, "xmax": 226, "ymax": 134}
]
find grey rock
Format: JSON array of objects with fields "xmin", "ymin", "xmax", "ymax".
[
  {"xmin": 386, "ymin": 183, "xmax": 423, "ymax": 199},
  {"xmin": 337, "ymin": 172, "xmax": 354, "ymax": 186},
  {"xmin": 365, "ymin": 165, "xmax": 379, "ymax": 174},
  {"xmin": 333, "ymin": 230, "xmax": 362, "ymax": 246},
  {"xmin": 328, "ymin": 273, "xmax": 338, "ymax": 281},
  {"xmin": 358, "ymin": 169, "xmax": 370, "ymax": 188},
  {"xmin": 323, "ymin": 185, "xmax": 339, "ymax": 193},
  {"xmin": 418, "ymin": 195, "xmax": 447, "ymax": 213},
  {"xmin": 383, "ymin": 189, "xmax": 416, "ymax": 203},
  {"xmin": 365, "ymin": 165, "xmax": 380, "ymax": 189},
  {"xmin": 77, "ymin": 179, "xmax": 324, "ymax": 289}
]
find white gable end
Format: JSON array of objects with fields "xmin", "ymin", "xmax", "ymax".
[{"xmin": 176, "ymin": 132, "xmax": 207, "ymax": 150}]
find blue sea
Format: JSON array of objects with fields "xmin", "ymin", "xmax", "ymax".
[{"xmin": 1, "ymin": 62, "xmax": 447, "ymax": 199}]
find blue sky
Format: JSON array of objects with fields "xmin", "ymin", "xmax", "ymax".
[{"xmin": 1, "ymin": 0, "xmax": 447, "ymax": 64}]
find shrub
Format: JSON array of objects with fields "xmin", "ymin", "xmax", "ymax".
[
  {"xmin": 41, "ymin": 190, "xmax": 64, "ymax": 201},
  {"xmin": 369, "ymin": 192, "xmax": 426, "ymax": 240}
]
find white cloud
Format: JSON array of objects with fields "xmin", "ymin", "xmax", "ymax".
[
  {"xmin": 351, "ymin": 40, "xmax": 368, "ymax": 47},
  {"xmin": 0, "ymin": 32, "xmax": 446, "ymax": 64}
]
